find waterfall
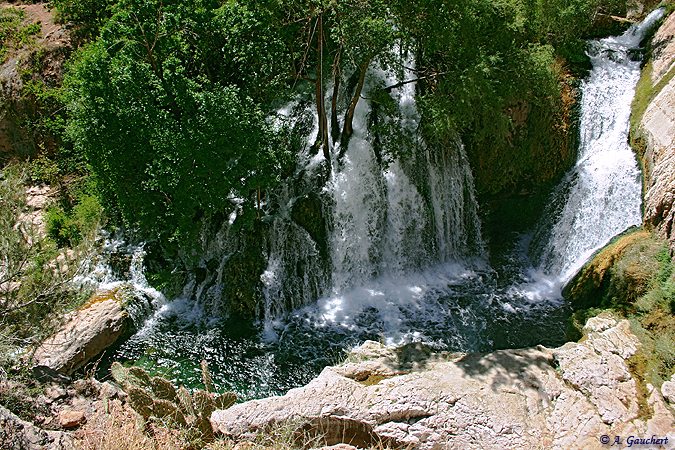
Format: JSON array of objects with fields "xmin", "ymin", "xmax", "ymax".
[
  {"xmin": 327, "ymin": 49, "xmax": 484, "ymax": 295},
  {"xmin": 533, "ymin": 9, "xmax": 665, "ymax": 282},
  {"xmin": 74, "ymin": 234, "xmax": 166, "ymax": 326}
]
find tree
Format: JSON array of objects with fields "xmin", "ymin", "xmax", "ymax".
[{"xmin": 66, "ymin": 0, "xmax": 293, "ymax": 252}]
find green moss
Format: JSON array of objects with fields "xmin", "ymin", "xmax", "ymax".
[
  {"xmin": 563, "ymin": 229, "xmax": 658, "ymax": 310},
  {"xmin": 565, "ymin": 229, "xmax": 675, "ymax": 388}
]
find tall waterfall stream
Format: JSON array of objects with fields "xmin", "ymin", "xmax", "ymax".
[{"xmin": 89, "ymin": 11, "xmax": 664, "ymax": 400}]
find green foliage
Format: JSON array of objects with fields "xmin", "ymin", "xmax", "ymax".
[
  {"xmin": 46, "ymin": 205, "xmax": 78, "ymax": 247},
  {"xmin": 0, "ymin": 7, "xmax": 40, "ymax": 62},
  {"xmin": 46, "ymin": 194, "xmax": 102, "ymax": 248},
  {"xmin": 27, "ymin": 153, "xmax": 60, "ymax": 185},
  {"xmin": 0, "ymin": 165, "xmax": 95, "ymax": 370},
  {"xmin": 393, "ymin": 0, "xmax": 627, "ymax": 198},
  {"xmin": 51, "ymin": 0, "xmax": 117, "ymax": 42},
  {"xmin": 60, "ymin": 0, "xmax": 628, "ymax": 256},
  {"xmin": 20, "ymin": 77, "xmax": 70, "ymax": 150},
  {"xmin": 65, "ymin": 0, "xmax": 293, "ymax": 253}
]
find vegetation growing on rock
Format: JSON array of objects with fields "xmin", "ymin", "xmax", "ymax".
[
  {"xmin": 565, "ymin": 229, "xmax": 675, "ymax": 387},
  {"xmin": 1, "ymin": 1, "xmax": 674, "ymax": 448}
]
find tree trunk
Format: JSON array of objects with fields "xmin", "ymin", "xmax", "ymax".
[
  {"xmin": 339, "ymin": 61, "xmax": 369, "ymax": 155},
  {"xmin": 330, "ymin": 48, "xmax": 342, "ymax": 145},
  {"xmin": 315, "ymin": 14, "xmax": 329, "ymax": 160}
]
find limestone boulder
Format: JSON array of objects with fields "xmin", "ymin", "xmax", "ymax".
[
  {"xmin": 662, "ymin": 375, "xmax": 675, "ymax": 404},
  {"xmin": 650, "ymin": 9, "xmax": 675, "ymax": 86},
  {"xmin": 32, "ymin": 291, "xmax": 130, "ymax": 374},
  {"xmin": 212, "ymin": 318, "xmax": 674, "ymax": 450}
]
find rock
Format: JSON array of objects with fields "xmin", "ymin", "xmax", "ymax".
[
  {"xmin": 650, "ymin": 10, "xmax": 675, "ymax": 86},
  {"xmin": 17, "ymin": 185, "xmax": 57, "ymax": 242},
  {"xmin": 32, "ymin": 295, "xmax": 130, "ymax": 374},
  {"xmin": 99, "ymin": 381, "xmax": 127, "ymax": 401},
  {"xmin": 290, "ymin": 193, "xmax": 328, "ymax": 259},
  {"xmin": 0, "ymin": 405, "xmax": 74, "ymax": 449},
  {"xmin": 662, "ymin": 375, "xmax": 675, "ymax": 403},
  {"xmin": 319, "ymin": 445, "xmax": 358, "ymax": 450},
  {"xmin": 31, "ymin": 366, "xmax": 71, "ymax": 385},
  {"xmin": 45, "ymin": 386, "xmax": 67, "ymax": 402},
  {"xmin": 639, "ymin": 12, "xmax": 675, "ymax": 254},
  {"xmin": 58, "ymin": 410, "xmax": 85, "ymax": 429},
  {"xmin": 0, "ymin": 3, "xmax": 71, "ymax": 159},
  {"xmin": 583, "ymin": 315, "xmax": 617, "ymax": 333},
  {"xmin": 73, "ymin": 379, "xmax": 101, "ymax": 398},
  {"xmin": 553, "ymin": 320, "xmax": 640, "ymax": 425},
  {"xmin": 211, "ymin": 319, "xmax": 674, "ymax": 450}
]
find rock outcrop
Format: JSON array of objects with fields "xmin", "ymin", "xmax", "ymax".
[
  {"xmin": 31, "ymin": 290, "xmax": 130, "ymax": 375},
  {"xmin": 640, "ymin": 11, "xmax": 675, "ymax": 254},
  {"xmin": 0, "ymin": 2, "xmax": 71, "ymax": 159},
  {"xmin": 0, "ymin": 405, "xmax": 74, "ymax": 450},
  {"xmin": 211, "ymin": 317, "xmax": 675, "ymax": 450}
]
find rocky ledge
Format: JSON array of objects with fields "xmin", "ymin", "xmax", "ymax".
[
  {"xmin": 640, "ymin": 11, "xmax": 675, "ymax": 254},
  {"xmin": 211, "ymin": 317, "xmax": 675, "ymax": 449}
]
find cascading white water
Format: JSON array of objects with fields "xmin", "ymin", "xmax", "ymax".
[
  {"xmin": 535, "ymin": 9, "xmax": 665, "ymax": 282},
  {"xmin": 99, "ymin": 11, "xmax": 667, "ymax": 399},
  {"xmin": 328, "ymin": 49, "xmax": 483, "ymax": 294},
  {"xmin": 74, "ymin": 234, "xmax": 166, "ymax": 325}
]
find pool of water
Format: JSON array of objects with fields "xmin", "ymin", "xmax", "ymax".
[{"xmin": 104, "ymin": 235, "xmax": 571, "ymax": 401}]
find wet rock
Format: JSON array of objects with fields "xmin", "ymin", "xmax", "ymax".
[
  {"xmin": 291, "ymin": 193, "xmax": 328, "ymax": 259},
  {"xmin": 31, "ymin": 366, "xmax": 71, "ymax": 385},
  {"xmin": 32, "ymin": 294, "xmax": 130, "ymax": 374},
  {"xmin": 220, "ymin": 230, "xmax": 267, "ymax": 318},
  {"xmin": 211, "ymin": 318, "xmax": 674, "ymax": 450},
  {"xmin": 58, "ymin": 410, "xmax": 85, "ymax": 429}
]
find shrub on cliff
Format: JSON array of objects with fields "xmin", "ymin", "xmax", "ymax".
[{"xmin": 0, "ymin": 166, "xmax": 93, "ymax": 369}]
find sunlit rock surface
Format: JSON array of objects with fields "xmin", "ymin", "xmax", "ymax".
[
  {"xmin": 641, "ymin": 12, "xmax": 675, "ymax": 254},
  {"xmin": 211, "ymin": 317, "xmax": 674, "ymax": 450},
  {"xmin": 32, "ymin": 293, "xmax": 130, "ymax": 375}
]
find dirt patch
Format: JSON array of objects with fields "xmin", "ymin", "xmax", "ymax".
[{"xmin": 0, "ymin": 2, "xmax": 67, "ymax": 48}]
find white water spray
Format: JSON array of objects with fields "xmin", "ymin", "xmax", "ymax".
[
  {"xmin": 327, "ymin": 48, "xmax": 484, "ymax": 295},
  {"xmin": 535, "ymin": 9, "xmax": 665, "ymax": 283}
]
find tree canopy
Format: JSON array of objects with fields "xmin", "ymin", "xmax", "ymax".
[{"xmin": 63, "ymin": 0, "xmax": 631, "ymax": 250}]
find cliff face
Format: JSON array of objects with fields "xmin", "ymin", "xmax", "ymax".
[{"xmin": 637, "ymin": 11, "xmax": 675, "ymax": 254}]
